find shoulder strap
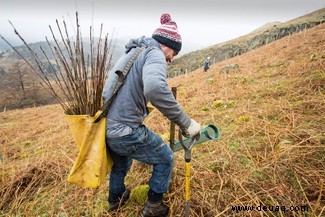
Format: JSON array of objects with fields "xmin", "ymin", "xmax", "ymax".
[{"xmin": 95, "ymin": 46, "xmax": 146, "ymax": 122}]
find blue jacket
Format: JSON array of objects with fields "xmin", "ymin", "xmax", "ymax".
[{"xmin": 102, "ymin": 36, "xmax": 191, "ymax": 132}]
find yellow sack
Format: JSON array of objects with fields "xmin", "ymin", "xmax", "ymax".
[
  {"xmin": 65, "ymin": 110, "xmax": 113, "ymax": 188},
  {"xmin": 64, "ymin": 46, "xmax": 146, "ymax": 188}
]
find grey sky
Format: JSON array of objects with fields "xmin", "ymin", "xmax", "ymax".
[{"xmin": 0, "ymin": 0, "xmax": 324, "ymax": 54}]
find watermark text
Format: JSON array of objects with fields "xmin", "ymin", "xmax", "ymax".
[{"xmin": 232, "ymin": 204, "xmax": 309, "ymax": 214}]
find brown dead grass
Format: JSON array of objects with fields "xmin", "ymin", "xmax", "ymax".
[{"xmin": 0, "ymin": 24, "xmax": 324, "ymax": 216}]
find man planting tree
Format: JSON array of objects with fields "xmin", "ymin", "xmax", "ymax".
[{"xmin": 102, "ymin": 13, "xmax": 201, "ymax": 216}]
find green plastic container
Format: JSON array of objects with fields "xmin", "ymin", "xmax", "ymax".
[{"xmin": 172, "ymin": 124, "xmax": 220, "ymax": 152}]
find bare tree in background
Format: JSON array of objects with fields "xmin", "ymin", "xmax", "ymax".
[{"xmin": 0, "ymin": 60, "xmax": 51, "ymax": 109}]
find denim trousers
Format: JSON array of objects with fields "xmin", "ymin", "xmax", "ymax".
[{"xmin": 106, "ymin": 124, "xmax": 174, "ymax": 203}]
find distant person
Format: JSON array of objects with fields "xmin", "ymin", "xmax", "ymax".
[
  {"xmin": 102, "ymin": 13, "xmax": 201, "ymax": 217},
  {"xmin": 204, "ymin": 56, "xmax": 210, "ymax": 72}
]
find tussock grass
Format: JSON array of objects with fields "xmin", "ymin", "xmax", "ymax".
[{"xmin": 0, "ymin": 24, "xmax": 324, "ymax": 217}]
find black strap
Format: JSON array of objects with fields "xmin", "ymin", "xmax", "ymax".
[{"xmin": 95, "ymin": 46, "xmax": 146, "ymax": 122}]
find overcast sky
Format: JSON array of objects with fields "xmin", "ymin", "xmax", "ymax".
[{"xmin": 0, "ymin": 0, "xmax": 324, "ymax": 54}]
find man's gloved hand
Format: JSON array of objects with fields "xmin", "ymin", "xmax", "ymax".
[{"xmin": 183, "ymin": 119, "xmax": 201, "ymax": 138}]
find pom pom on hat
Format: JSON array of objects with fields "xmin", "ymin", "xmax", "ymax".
[
  {"xmin": 152, "ymin": 13, "xmax": 182, "ymax": 54},
  {"xmin": 160, "ymin": 13, "xmax": 172, "ymax": 24}
]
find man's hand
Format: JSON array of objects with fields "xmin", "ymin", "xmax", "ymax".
[{"xmin": 183, "ymin": 119, "xmax": 201, "ymax": 138}]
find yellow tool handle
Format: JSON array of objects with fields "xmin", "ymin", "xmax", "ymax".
[{"xmin": 185, "ymin": 161, "xmax": 191, "ymax": 201}]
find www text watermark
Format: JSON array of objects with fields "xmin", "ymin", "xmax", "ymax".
[{"xmin": 232, "ymin": 204, "xmax": 309, "ymax": 214}]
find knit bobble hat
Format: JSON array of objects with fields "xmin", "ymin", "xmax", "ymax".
[{"xmin": 152, "ymin": 13, "xmax": 182, "ymax": 54}]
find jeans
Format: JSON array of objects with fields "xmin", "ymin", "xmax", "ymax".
[{"xmin": 106, "ymin": 124, "xmax": 174, "ymax": 203}]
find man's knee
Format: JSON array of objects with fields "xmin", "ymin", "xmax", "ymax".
[{"xmin": 159, "ymin": 143, "xmax": 174, "ymax": 165}]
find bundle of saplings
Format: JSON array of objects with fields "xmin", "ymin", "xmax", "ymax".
[{"xmin": 0, "ymin": 12, "xmax": 112, "ymax": 116}]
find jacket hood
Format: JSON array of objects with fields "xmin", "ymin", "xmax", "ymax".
[{"xmin": 125, "ymin": 36, "xmax": 160, "ymax": 53}]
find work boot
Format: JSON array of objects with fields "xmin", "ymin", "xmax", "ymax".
[
  {"xmin": 108, "ymin": 189, "xmax": 130, "ymax": 211},
  {"xmin": 140, "ymin": 200, "xmax": 169, "ymax": 217}
]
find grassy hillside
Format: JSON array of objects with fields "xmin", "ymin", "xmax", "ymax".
[
  {"xmin": 168, "ymin": 8, "xmax": 325, "ymax": 77},
  {"xmin": 0, "ymin": 23, "xmax": 324, "ymax": 217}
]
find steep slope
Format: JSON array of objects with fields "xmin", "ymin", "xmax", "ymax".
[
  {"xmin": 1, "ymin": 9, "xmax": 324, "ymax": 110},
  {"xmin": 168, "ymin": 8, "xmax": 325, "ymax": 77},
  {"xmin": 0, "ymin": 23, "xmax": 324, "ymax": 216}
]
